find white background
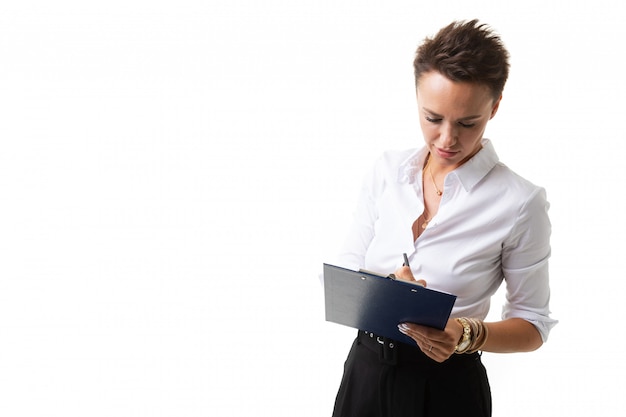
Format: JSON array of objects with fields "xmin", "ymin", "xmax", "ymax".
[{"xmin": 1, "ymin": 1, "xmax": 623, "ymax": 416}]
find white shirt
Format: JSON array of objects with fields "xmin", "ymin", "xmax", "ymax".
[{"xmin": 335, "ymin": 139, "xmax": 557, "ymax": 341}]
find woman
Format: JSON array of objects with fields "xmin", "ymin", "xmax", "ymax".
[{"xmin": 331, "ymin": 20, "xmax": 557, "ymax": 417}]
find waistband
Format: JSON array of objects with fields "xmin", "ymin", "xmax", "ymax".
[{"xmin": 357, "ymin": 330, "xmax": 481, "ymax": 372}]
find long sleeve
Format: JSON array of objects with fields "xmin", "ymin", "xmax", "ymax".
[
  {"xmin": 335, "ymin": 159, "xmax": 383, "ymax": 271},
  {"xmin": 501, "ymin": 187, "xmax": 558, "ymax": 342}
]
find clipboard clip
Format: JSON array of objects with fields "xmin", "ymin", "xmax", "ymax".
[{"xmin": 358, "ymin": 268, "xmax": 397, "ymax": 281}]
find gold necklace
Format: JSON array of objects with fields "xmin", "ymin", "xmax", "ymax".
[{"xmin": 425, "ymin": 156, "xmax": 443, "ymax": 196}]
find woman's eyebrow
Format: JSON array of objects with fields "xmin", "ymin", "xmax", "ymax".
[{"xmin": 423, "ymin": 107, "xmax": 483, "ymax": 120}]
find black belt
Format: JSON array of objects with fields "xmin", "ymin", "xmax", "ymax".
[
  {"xmin": 359, "ymin": 330, "xmax": 399, "ymax": 365},
  {"xmin": 357, "ymin": 330, "xmax": 480, "ymax": 372}
]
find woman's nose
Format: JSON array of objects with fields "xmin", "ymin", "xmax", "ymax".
[{"xmin": 438, "ymin": 123, "xmax": 458, "ymax": 148}]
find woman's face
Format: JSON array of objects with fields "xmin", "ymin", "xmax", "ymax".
[{"xmin": 416, "ymin": 71, "xmax": 501, "ymax": 169}]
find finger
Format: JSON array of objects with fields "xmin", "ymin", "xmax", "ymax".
[
  {"xmin": 400, "ymin": 323, "xmax": 431, "ymax": 337},
  {"xmin": 399, "ymin": 326, "xmax": 447, "ymax": 361},
  {"xmin": 393, "ymin": 266, "xmax": 416, "ymax": 282},
  {"xmin": 418, "ymin": 339, "xmax": 444, "ymax": 361},
  {"xmin": 409, "ymin": 323, "xmax": 453, "ymax": 344},
  {"xmin": 398, "ymin": 323, "xmax": 430, "ymax": 343}
]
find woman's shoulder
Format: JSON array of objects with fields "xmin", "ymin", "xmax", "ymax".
[
  {"xmin": 491, "ymin": 162, "xmax": 544, "ymax": 192},
  {"xmin": 474, "ymin": 140, "xmax": 546, "ymax": 202},
  {"xmin": 487, "ymin": 162, "xmax": 548, "ymax": 212}
]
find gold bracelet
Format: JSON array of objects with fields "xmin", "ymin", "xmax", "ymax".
[
  {"xmin": 454, "ymin": 318, "xmax": 472, "ymax": 354},
  {"xmin": 466, "ymin": 320, "xmax": 489, "ymax": 354}
]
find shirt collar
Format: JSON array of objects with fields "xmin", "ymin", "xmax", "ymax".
[
  {"xmin": 398, "ymin": 147, "xmax": 428, "ymax": 184},
  {"xmin": 398, "ymin": 139, "xmax": 500, "ymax": 191}
]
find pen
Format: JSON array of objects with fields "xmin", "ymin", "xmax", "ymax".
[{"xmin": 403, "ymin": 253, "xmax": 410, "ymax": 267}]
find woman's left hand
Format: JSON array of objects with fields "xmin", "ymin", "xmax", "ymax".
[{"xmin": 398, "ymin": 319, "xmax": 464, "ymax": 363}]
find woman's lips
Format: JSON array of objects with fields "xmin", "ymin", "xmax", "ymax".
[{"xmin": 435, "ymin": 148, "xmax": 458, "ymax": 158}]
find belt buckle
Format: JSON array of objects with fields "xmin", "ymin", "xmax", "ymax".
[{"xmin": 364, "ymin": 331, "xmax": 397, "ymax": 365}]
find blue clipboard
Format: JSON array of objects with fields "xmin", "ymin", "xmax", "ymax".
[{"xmin": 323, "ymin": 263, "xmax": 457, "ymax": 345}]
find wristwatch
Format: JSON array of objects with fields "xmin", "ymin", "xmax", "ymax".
[{"xmin": 455, "ymin": 318, "xmax": 472, "ymax": 353}]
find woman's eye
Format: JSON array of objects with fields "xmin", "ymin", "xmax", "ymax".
[{"xmin": 425, "ymin": 116, "xmax": 475, "ymax": 128}]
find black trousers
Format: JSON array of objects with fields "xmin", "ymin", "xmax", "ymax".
[{"xmin": 332, "ymin": 331, "xmax": 492, "ymax": 417}]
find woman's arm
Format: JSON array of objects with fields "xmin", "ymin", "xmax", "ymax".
[
  {"xmin": 398, "ymin": 317, "xmax": 542, "ymax": 363},
  {"xmin": 483, "ymin": 318, "xmax": 543, "ymax": 353},
  {"xmin": 394, "ymin": 266, "xmax": 543, "ymax": 363}
]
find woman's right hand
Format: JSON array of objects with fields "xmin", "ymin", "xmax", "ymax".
[{"xmin": 392, "ymin": 266, "xmax": 427, "ymax": 287}]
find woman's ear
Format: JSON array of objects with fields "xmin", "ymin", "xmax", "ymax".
[{"xmin": 490, "ymin": 95, "xmax": 503, "ymax": 119}]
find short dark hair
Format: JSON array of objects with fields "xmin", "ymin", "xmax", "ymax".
[{"xmin": 413, "ymin": 20, "xmax": 510, "ymax": 101}]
